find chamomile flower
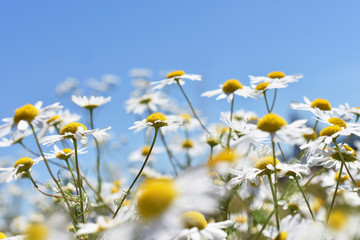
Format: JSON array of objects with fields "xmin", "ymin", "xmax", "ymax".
[
  {"xmin": 72, "ymin": 95, "xmax": 111, "ymax": 109},
  {"xmin": 43, "ymin": 145, "xmax": 87, "ymax": 161},
  {"xmin": 76, "ymin": 216, "xmax": 121, "ymax": 235},
  {"xmin": 0, "ymin": 129, "xmax": 32, "ymax": 147},
  {"xmin": 171, "ymin": 138, "xmax": 206, "ymax": 158},
  {"xmin": 207, "ymin": 148, "xmax": 242, "ymax": 174},
  {"xmin": 129, "ymin": 112, "xmax": 182, "ymax": 133},
  {"xmin": 263, "ymin": 214, "xmax": 306, "ymax": 240},
  {"xmin": 131, "ymin": 168, "xmax": 218, "ymax": 239},
  {"xmin": 340, "ymin": 102, "xmax": 360, "ymax": 117},
  {"xmin": 39, "ymin": 122, "xmax": 110, "ymax": 146},
  {"xmin": 290, "ymin": 96, "xmax": 332, "ymax": 113},
  {"xmin": 151, "ymin": 70, "xmax": 202, "ymax": 90},
  {"xmin": 0, "ymin": 157, "xmax": 42, "ymax": 183},
  {"xmin": 250, "ymin": 71, "xmax": 302, "ymax": 85},
  {"xmin": 129, "ymin": 145, "xmax": 164, "ymax": 163},
  {"xmin": 201, "ymin": 79, "xmax": 256, "ymax": 103},
  {"xmin": 126, "ymin": 91, "xmax": 169, "ymax": 115},
  {"xmin": 162, "ymin": 211, "xmax": 232, "ymax": 240},
  {"xmin": 177, "ymin": 113, "xmax": 203, "ymax": 131},
  {"xmin": 0, "ymin": 102, "xmax": 62, "ymax": 139}
]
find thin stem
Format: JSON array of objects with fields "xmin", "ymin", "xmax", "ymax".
[
  {"xmin": 254, "ymin": 211, "xmax": 274, "ymax": 240},
  {"xmin": 73, "ymin": 139, "xmax": 85, "ymax": 223},
  {"xmin": 263, "ymin": 91, "xmax": 271, "ymax": 113},
  {"xmin": 227, "ymin": 96, "xmax": 235, "ymax": 148},
  {"xmin": 333, "ymin": 141, "xmax": 358, "ymax": 187},
  {"xmin": 270, "ymin": 88, "xmax": 278, "ymax": 112},
  {"xmin": 89, "ymin": 108, "xmax": 102, "ymax": 198},
  {"xmin": 29, "ymin": 123, "xmax": 77, "ymax": 226},
  {"xmin": 277, "ymin": 143, "xmax": 288, "ymax": 163},
  {"xmin": 267, "ymin": 173, "xmax": 280, "ymax": 230},
  {"xmin": 27, "ymin": 171, "xmax": 66, "ymax": 199},
  {"xmin": 19, "ymin": 142, "xmax": 39, "ymax": 156},
  {"xmin": 270, "ymin": 135, "xmax": 280, "ymax": 230},
  {"xmin": 294, "ymin": 176, "xmax": 315, "ymax": 221},
  {"xmin": 313, "ymin": 118, "xmax": 319, "ymax": 132},
  {"xmin": 65, "ymin": 159, "xmax": 79, "ymax": 195},
  {"xmin": 326, "ymin": 160, "xmax": 344, "ymax": 224},
  {"xmin": 176, "ymin": 80, "xmax": 210, "ymax": 134},
  {"xmin": 113, "ymin": 128, "xmax": 159, "ymax": 219},
  {"xmin": 159, "ymin": 129, "xmax": 179, "ymax": 175}
]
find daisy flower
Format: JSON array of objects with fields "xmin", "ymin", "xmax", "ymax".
[
  {"xmin": 340, "ymin": 102, "xmax": 360, "ymax": 118},
  {"xmin": 72, "ymin": 95, "xmax": 111, "ymax": 109},
  {"xmin": 125, "ymin": 91, "xmax": 170, "ymax": 115},
  {"xmin": 0, "ymin": 157, "xmax": 42, "ymax": 183},
  {"xmin": 129, "ymin": 145, "xmax": 164, "ymax": 163},
  {"xmin": 76, "ymin": 216, "xmax": 122, "ymax": 236},
  {"xmin": 249, "ymin": 71, "xmax": 302, "ymax": 85},
  {"xmin": 44, "ymin": 145, "xmax": 87, "ymax": 161},
  {"xmin": 130, "ymin": 168, "xmax": 218, "ymax": 240},
  {"xmin": 151, "ymin": 70, "xmax": 201, "ymax": 90},
  {"xmin": 201, "ymin": 79, "xmax": 256, "ymax": 103},
  {"xmin": 290, "ymin": 96, "xmax": 332, "ymax": 113},
  {"xmin": 162, "ymin": 211, "xmax": 232, "ymax": 240},
  {"xmin": 0, "ymin": 102, "xmax": 62, "ymax": 139},
  {"xmin": 129, "ymin": 112, "xmax": 182, "ymax": 133},
  {"xmin": 263, "ymin": 214, "xmax": 306, "ymax": 240},
  {"xmin": 0, "ymin": 129, "xmax": 32, "ymax": 147},
  {"xmin": 39, "ymin": 122, "xmax": 110, "ymax": 146},
  {"xmin": 171, "ymin": 138, "xmax": 207, "ymax": 158},
  {"xmin": 177, "ymin": 113, "xmax": 203, "ymax": 131}
]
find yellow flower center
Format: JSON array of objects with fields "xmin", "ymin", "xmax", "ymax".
[
  {"xmin": 275, "ymin": 231, "xmax": 288, "ymax": 240},
  {"xmin": 255, "ymin": 82, "xmax": 270, "ymax": 91},
  {"xmin": 167, "ymin": 70, "xmax": 185, "ymax": 79},
  {"xmin": 113, "ymin": 180, "xmax": 122, "ymax": 187},
  {"xmin": 46, "ymin": 115, "xmax": 61, "ymax": 125},
  {"xmin": 111, "ymin": 185, "xmax": 120, "ymax": 194},
  {"xmin": 328, "ymin": 117, "xmax": 347, "ymax": 128},
  {"xmin": 319, "ymin": 125, "xmax": 342, "ymax": 137},
  {"xmin": 222, "ymin": 79, "xmax": 243, "ymax": 94},
  {"xmin": 56, "ymin": 148, "xmax": 73, "ymax": 160},
  {"xmin": 182, "ymin": 139, "xmax": 194, "ymax": 149},
  {"xmin": 208, "ymin": 148, "xmax": 238, "ymax": 168},
  {"xmin": 13, "ymin": 104, "xmax": 39, "ymax": 124},
  {"xmin": 14, "ymin": 157, "xmax": 34, "ymax": 173},
  {"xmin": 303, "ymin": 132, "xmax": 318, "ymax": 141},
  {"xmin": 334, "ymin": 172, "xmax": 349, "ymax": 182},
  {"xmin": 235, "ymin": 215, "xmax": 247, "ymax": 224},
  {"xmin": 268, "ymin": 71, "xmax": 285, "ymax": 79},
  {"xmin": 141, "ymin": 146, "xmax": 151, "ymax": 156},
  {"xmin": 0, "ymin": 232, "xmax": 7, "ymax": 239},
  {"xmin": 254, "ymin": 156, "xmax": 280, "ymax": 171},
  {"xmin": 257, "ymin": 113, "xmax": 287, "ymax": 133},
  {"xmin": 180, "ymin": 113, "xmax": 191, "ymax": 123},
  {"xmin": 146, "ymin": 112, "xmax": 167, "ymax": 128},
  {"xmin": 328, "ymin": 210, "xmax": 348, "ymax": 232},
  {"xmin": 312, "ymin": 198, "xmax": 324, "ymax": 212},
  {"xmin": 206, "ymin": 137, "xmax": 220, "ymax": 147},
  {"xmin": 311, "ymin": 98, "xmax": 331, "ymax": 111},
  {"xmin": 60, "ymin": 122, "xmax": 87, "ymax": 135},
  {"xmin": 247, "ymin": 116, "xmax": 259, "ymax": 124},
  {"xmin": 181, "ymin": 211, "xmax": 208, "ymax": 230},
  {"xmin": 331, "ymin": 145, "xmax": 356, "ymax": 162},
  {"xmin": 25, "ymin": 223, "xmax": 49, "ymax": 240},
  {"xmin": 136, "ymin": 178, "xmax": 178, "ymax": 219}
]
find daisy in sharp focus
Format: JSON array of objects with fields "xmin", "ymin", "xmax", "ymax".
[
  {"xmin": 39, "ymin": 122, "xmax": 110, "ymax": 146},
  {"xmin": 0, "ymin": 157, "xmax": 42, "ymax": 183},
  {"xmin": 290, "ymin": 96, "xmax": 333, "ymax": 114},
  {"xmin": 129, "ymin": 112, "xmax": 182, "ymax": 133},
  {"xmin": 72, "ymin": 95, "xmax": 111, "ymax": 109},
  {"xmin": 0, "ymin": 102, "xmax": 62, "ymax": 139},
  {"xmin": 151, "ymin": 70, "xmax": 202, "ymax": 90},
  {"xmin": 249, "ymin": 71, "xmax": 303, "ymax": 86},
  {"xmin": 201, "ymin": 79, "xmax": 256, "ymax": 103}
]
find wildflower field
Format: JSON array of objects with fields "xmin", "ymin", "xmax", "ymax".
[{"xmin": 1, "ymin": 69, "xmax": 360, "ymax": 240}]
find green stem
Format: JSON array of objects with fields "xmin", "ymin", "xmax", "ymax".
[
  {"xmin": 277, "ymin": 143, "xmax": 288, "ymax": 163},
  {"xmin": 113, "ymin": 128, "xmax": 159, "ymax": 219},
  {"xmin": 270, "ymin": 88, "xmax": 278, "ymax": 112},
  {"xmin": 254, "ymin": 210, "xmax": 274, "ymax": 240},
  {"xmin": 65, "ymin": 159, "xmax": 79, "ymax": 195},
  {"xmin": 270, "ymin": 135, "xmax": 280, "ymax": 230},
  {"xmin": 266, "ymin": 173, "xmax": 280, "ymax": 230},
  {"xmin": 19, "ymin": 141, "xmax": 39, "ymax": 156},
  {"xmin": 176, "ymin": 80, "xmax": 210, "ymax": 134},
  {"xmin": 333, "ymin": 141, "xmax": 358, "ymax": 187},
  {"xmin": 89, "ymin": 108, "xmax": 102, "ymax": 198},
  {"xmin": 227, "ymin": 96, "xmax": 235, "ymax": 148},
  {"xmin": 263, "ymin": 91, "xmax": 271, "ymax": 113},
  {"xmin": 294, "ymin": 176, "xmax": 315, "ymax": 221},
  {"xmin": 26, "ymin": 171, "xmax": 66, "ymax": 199},
  {"xmin": 73, "ymin": 139, "xmax": 85, "ymax": 223}
]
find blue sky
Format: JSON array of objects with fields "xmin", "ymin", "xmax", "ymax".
[{"xmin": 1, "ymin": 0, "xmax": 360, "ymax": 164}]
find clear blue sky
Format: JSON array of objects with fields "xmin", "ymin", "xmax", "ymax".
[{"xmin": 1, "ymin": 0, "xmax": 360, "ymax": 161}]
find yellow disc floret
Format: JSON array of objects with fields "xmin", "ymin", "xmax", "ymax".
[
  {"xmin": 331, "ymin": 145, "xmax": 357, "ymax": 162},
  {"xmin": 268, "ymin": 71, "xmax": 285, "ymax": 79},
  {"xmin": 25, "ymin": 223, "xmax": 49, "ymax": 240},
  {"xmin": 319, "ymin": 125, "xmax": 342, "ymax": 137},
  {"xmin": 46, "ymin": 115, "xmax": 61, "ymax": 125},
  {"xmin": 180, "ymin": 113, "xmax": 191, "ymax": 123},
  {"xmin": 255, "ymin": 82, "xmax": 270, "ymax": 91},
  {"xmin": 182, "ymin": 139, "xmax": 194, "ymax": 149},
  {"xmin": 257, "ymin": 113, "xmax": 287, "ymax": 133},
  {"xmin": 14, "ymin": 157, "xmax": 34, "ymax": 173},
  {"xmin": 222, "ymin": 79, "xmax": 243, "ymax": 94},
  {"xmin": 312, "ymin": 197, "xmax": 324, "ymax": 212},
  {"xmin": 141, "ymin": 146, "xmax": 151, "ymax": 156},
  {"xmin": 303, "ymin": 132, "xmax": 318, "ymax": 141},
  {"xmin": 311, "ymin": 98, "xmax": 331, "ymax": 111},
  {"xmin": 167, "ymin": 70, "xmax": 185, "ymax": 79},
  {"xmin": 0, "ymin": 232, "xmax": 7, "ymax": 239},
  {"xmin": 208, "ymin": 148, "xmax": 238, "ymax": 168},
  {"xmin": 206, "ymin": 137, "xmax": 220, "ymax": 147},
  {"xmin": 334, "ymin": 172, "xmax": 349, "ymax": 182},
  {"xmin": 146, "ymin": 112, "xmax": 167, "ymax": 128},
  {"xmin": 328, "ymin": 210, "xmax": 348, "ymax": 232},
  {"xmin": 328, "ymin": 117, "xmax": 347, "ymax": 128},
  {"xmin": 136, "ymin": 178, "xmax": 178, "ymax": 219},
  {"xmin": 60, "ymin": 122, "xmax": 87, "ymax": 135},
  {"xmin": 254, "ymin": 156, "xmax": 280, "ymax": 171},
  {"xmin": 13, "ymin": 104, "xmax": 39, "ymax": 124},
  {"xmin": 56, "ymin": 148, "xmax": 73, "ymax": 160},
  {"xmin": 181, "ymin": 211, "xmax": 208, "ymax": 230},
  {"xmin": 275, "ymin": 231, "xmax": 288, "ymax": 240}
]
